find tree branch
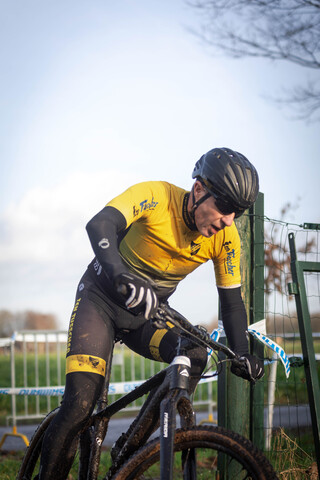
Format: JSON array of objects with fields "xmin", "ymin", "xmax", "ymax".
[{"xmin": 186, "ymin": 0, "xmax": 320, "ymax": 120}]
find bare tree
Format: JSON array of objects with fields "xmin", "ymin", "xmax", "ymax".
[
  {"xmin": 264, "ymin": 200, "xmax": 315, "ymax": 313},
  {"xmin": 187, "ymin": 0, "xmax": 320, "ymax": 121}
]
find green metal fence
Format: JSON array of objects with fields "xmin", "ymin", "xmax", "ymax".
[
  {"xmin": 263, "ymin": 219, "xmax": 319, "ymax": 476},
  {"xmin": 288, "ymin": 229, "xmax": 320, "ymax": 474},
  {"xmin": 218, "ymin": 198, "xmax": 319, "ymax": 478}
]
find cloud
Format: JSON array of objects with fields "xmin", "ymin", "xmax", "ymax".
[
  {"xmin": 0, "ymin": 169, "xmax": 147, "ymax": 326},
  {"xmin": 0, "ymin": 169, "xmax": 144, "ymax": 264}
]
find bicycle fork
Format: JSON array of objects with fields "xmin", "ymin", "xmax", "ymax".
[{"xmin": 160, "ymin": 355, "xmax": 196, "ymax": 480}]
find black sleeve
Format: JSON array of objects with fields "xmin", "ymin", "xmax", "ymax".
[
  {"xmin": 86, "ymin": 206, "xmax": 129, "ymax": 280},
  {"xmin": 217, "ymin": 286, "xmax": 249, "ymax": 356}
]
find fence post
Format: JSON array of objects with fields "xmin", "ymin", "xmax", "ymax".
[
  {"xmin": 250, "ymin": 193, "xmax": 265, "ymax": 451},
  {"xmin": 217, "ymin": 207, "xmax": 251, "ymax": 476},
  {"xmin": 217, "ymin": 194, "xmax": 265, "ymax": 475},
  {"xmin": 0, "ymin": 334, "xmax": 29, "ymax": 449},
  {"xmin": 10, "ymin": 337, "xmax": 16, "ymax": 428}
]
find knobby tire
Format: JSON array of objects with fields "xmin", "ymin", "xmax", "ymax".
[
  {"xmin": 17, "ymin": 416, "xmax": 278, "ymax": 480},
  {"xmin": 112, "ymin": 425, "xmax": 278, "ymax": 480}
]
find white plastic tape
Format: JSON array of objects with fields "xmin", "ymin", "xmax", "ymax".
[
  {"xmin": 210, "ymin": 319, "xmax": 291, "ymax": 378},
  {"xmin": 0, "ymin": 374, "xmax": 217, "ymax": 397},
  {"xmin": 248, "ymin": 328, "xmax": 291, "ymax": 378}
]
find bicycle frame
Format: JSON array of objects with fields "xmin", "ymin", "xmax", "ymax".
[
  {"xmin": 84, "ymin": 352, "xmax": 196, "ymax": 479},
  {"xmin": 85, "ymin": 365, "xmax": 167, "ymax": 478},
  {"xmin": 71, "ymin": 303, "xmax": 248, "ymax": 480}
]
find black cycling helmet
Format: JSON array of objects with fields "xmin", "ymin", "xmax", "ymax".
[{"xmin": 192, "ymin": 147, "xmax": 259, "ymax": 218}]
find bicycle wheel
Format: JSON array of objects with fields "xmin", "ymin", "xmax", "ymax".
[
  {"xmin": 112, "ymin": 425, "xmax": 278, "ymax": 480},
  {"xmin": 17, "ymin": 408, "xmax": 59, "ymax": 480}
]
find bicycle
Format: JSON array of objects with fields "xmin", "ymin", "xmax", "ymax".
[{"xmin": 18, "ymin": 302, "xmax": 278, "ymax": 479}]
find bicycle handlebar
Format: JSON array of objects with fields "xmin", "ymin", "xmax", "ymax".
[
  {"xmin": 155, "ymin": 302, "xmax": 236, "ymax": 358},
  {"xmin": 117, "ymin": 284, "xmax": 254, "ymax": 382},
  {"xmin": 155, "ymin": 303, "xmax": 257, "ymax": 383}
]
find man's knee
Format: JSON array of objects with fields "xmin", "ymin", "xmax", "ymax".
[{"xmin": 61, "ymin": 371, "xmax": 105, "ymax": 427}]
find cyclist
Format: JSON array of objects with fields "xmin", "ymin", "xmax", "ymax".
[{"xmin": 37, "ymin": 147, "xmax": 264, "ymax": 479}]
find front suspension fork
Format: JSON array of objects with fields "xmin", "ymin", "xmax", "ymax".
[{"xmin": 160, "ymin": 356, "xmax": 196, "ymax": 480}]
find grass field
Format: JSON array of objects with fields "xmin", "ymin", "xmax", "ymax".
[
  {"xmin": 0, "ymin": 435, "xmax": 318, "ymax": 480},
  {"xmin": 0, "ymin": 449, "xmax": 112, "ymax": 480}
]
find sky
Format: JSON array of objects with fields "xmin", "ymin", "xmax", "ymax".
[{"xmin": 1, "ymin": 0, "xmax": 319, "ymax": 331}]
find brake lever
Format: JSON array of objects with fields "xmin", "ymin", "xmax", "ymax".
[{"xmin": 151, "ymin": 304, "xmax": 171, "ymax": 329}]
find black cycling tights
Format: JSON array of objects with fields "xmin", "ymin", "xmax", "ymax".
[{"xmin": 38, "ymin": 284, "xmax": 207, "ymax": 479}]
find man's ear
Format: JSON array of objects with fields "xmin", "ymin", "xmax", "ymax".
[{"xmin": 193, "ymin": 180, "xmax": 205, "ymax": 200}]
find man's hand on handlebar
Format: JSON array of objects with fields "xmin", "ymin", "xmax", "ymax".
[
  {"xmin": 114, "ymin": 272, "xmax": 159, "ymax": 321},
  {"xmin": 231, "ymin": 354, "xmax": 265, "ymax": 383}
]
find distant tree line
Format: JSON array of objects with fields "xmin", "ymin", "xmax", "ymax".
[{"xmin": 0, "ymin": 310, "xmax": 58, "ymax": 337}]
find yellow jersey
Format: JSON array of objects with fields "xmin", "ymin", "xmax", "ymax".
[{"xmin": 107, "ymin": 181, "xmax": 241, "ymax": 294}]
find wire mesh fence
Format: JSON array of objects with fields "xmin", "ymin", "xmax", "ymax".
[{"xmin": 262, "ymin": 216, "xmax": 319, "ymax": 476}]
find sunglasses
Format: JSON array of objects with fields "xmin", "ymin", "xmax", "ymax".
[
  {"xmin": 201, "ymin": 182, "xmax": 245, "ymax": 218},
  {"xmin": 212, "ymin": 192, "xmax": 245, "ymax": 218}
]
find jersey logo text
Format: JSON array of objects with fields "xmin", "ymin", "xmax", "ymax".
[
  {"xmin": 225, "ymin": 249, "xmax": 236, "ymax": 276},
  {"xmin": 140, "ymin": 197, "xmax": 158, "ymax": 211},
  {"xmin": 133, "ymin": 197, "xmax": 159, "ymax": 217},
  {"xmin": 94, "ymin": 258, "xmax": 102, "ymax": 275}
]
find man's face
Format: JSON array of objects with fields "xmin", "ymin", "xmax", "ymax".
[{"xmin": 193, "ymin": 182, "xmax": 235, "ymax": 237}]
